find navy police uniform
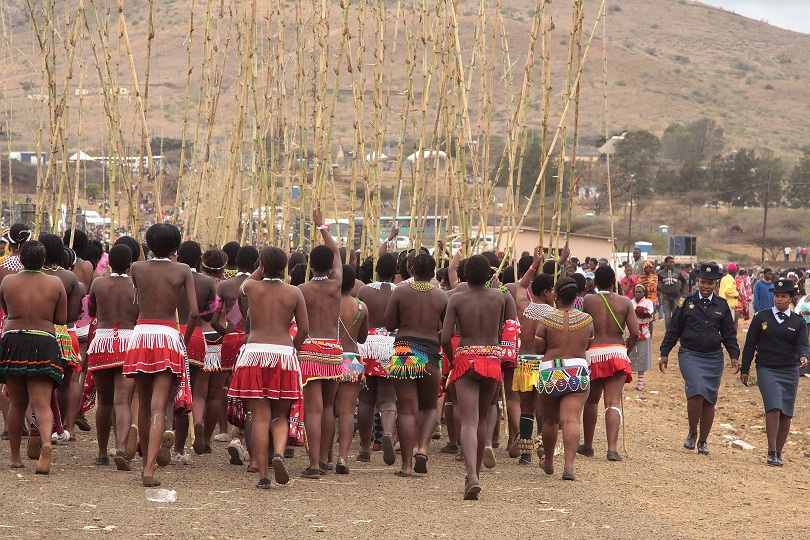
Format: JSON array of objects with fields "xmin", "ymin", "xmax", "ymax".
[{"xmin": 660, "ymin": 263, "xmax": 739, "ymax": 405}]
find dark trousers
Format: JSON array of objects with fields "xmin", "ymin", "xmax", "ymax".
[{"xmin": 661, "ymin": 294, "xmax": 680, "ymax": 329}]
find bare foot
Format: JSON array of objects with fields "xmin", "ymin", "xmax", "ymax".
[
  {"xmin": 35, "ymin": 445, "xmax": 52, "ymax": 475},
  {"xmin": 9, "ymin": 461, "xmax": 24, "ymax": 469}
]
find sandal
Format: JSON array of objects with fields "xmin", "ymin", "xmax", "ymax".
[
  {"xmin": 94, "ymin": 456, "xmax": 110, "ymax": 466},
  {"xmin": 256, "ymin": 477, "xmax": 272, "ymax": 489},
  {"xmin": 576, "ymin": 444, "xmax": 594, "ymax": 457},
  {"xmin": 606, "ymin": 450, "xmax": 623, "ymax": 462},
  {"xmin": 562, "ymin": 467, "xmax": 576, "ymax": 481},
  {"xmin": 114, "ymin": 450, "xmax": 132, "ymax": 472},
  {"xmin": 463, "ymin": 476, "xmax": 481, "ymax": 500},
  {"xmin": 272, "ymin": 455, "xmax": 290, "ymax": 484},
  {"xmin": 246, "ymin": 466, "xmax": 259, "ymax": 473},
  {"xmin": 124, "ymin": 425, "xmax": 138, "ymax": 460},
  {"xmin": 483, "ymin": 444, "xmax": 496, "ymax": 469},
  {"xmin": 414, "ymin": 453, "xmax": 428, "ymax": 474},
  {"xmin": 192, "ymin": 422, "xmax": 205, "ymax": 455},
  {"xmin": 335, "ymin": 459, "xmax": 349, "ymax": 475},
  {"xmin": 382, "ymin": 434, "xmax": 396, "ymax": 466},
  {"xmin": 142, "ymin": 475, "xmax": 161, "ymax": 487},
  {"xmin": 300, "ymin": 467, "xmax": 322, "ymax": 479},
  {"xmin": 156, "ymin": 431, "xmax": 174, "ymax": 467}
]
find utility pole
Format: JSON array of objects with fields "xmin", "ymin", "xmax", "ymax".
[
  {"xmin": 761, "ymin": 169, "xmax": 770, "ymax": 264},
  {"xmin": 627, "ymin": 174, "xmax": 634, "ymax": 259}
]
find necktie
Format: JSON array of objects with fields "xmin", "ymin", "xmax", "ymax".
[
  {"xmin": 700, "ymin": 298, "xmax": 710, "ymax": 307},
  {"xmin": 776, "ymin": 311, "xmax": 786, "ymax": 322}
]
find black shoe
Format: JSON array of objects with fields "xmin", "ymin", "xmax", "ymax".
[
  {"xmin": 767, "ymin": 451, "xmax": 784, "ymax": 467},
  {"xmin": 75, "ymin": 415, "xmax": 92, "ymax": 432},
  {"xmin": 284, "ymin": 447, "xmax": 295, "ymax": 459},
  {"xmin": 776, "ymin": 453, "xmax": 784, "ymax": 466},
  {"xmin": 697, "ymin": 441, "xmax": 709, "ymax": 455},
  {"xmin": 576, "ymin": 444, "xmax": 594, "ymax": 457},
  {"xmin": 683, "ymin": 432, "xmax": 697, "ymax": 450}
]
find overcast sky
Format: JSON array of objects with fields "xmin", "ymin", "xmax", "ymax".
[{"xmin": 698, "ymin": 1, "xmax": 810, "ymax": 34}]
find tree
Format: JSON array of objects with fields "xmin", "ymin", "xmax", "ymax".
[
  {"xmin": 661, "ymin": 118, "xmax": 724, "ymax": 164},
  {"xmin": 613, "ymin": 130, "xmax": 661, "ymax": 208},
  {"xmin": 785, "ymin": 152, "xmax": 810, "ymax": 208}
]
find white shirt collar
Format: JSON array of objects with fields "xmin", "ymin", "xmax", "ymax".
[
  {"xmin": 699, "ymin": 293, "xmax": 713, "ymax": 303},
  {"xmin": 772, "ymin": 306, "xmax": 791, "ymax": 322}
]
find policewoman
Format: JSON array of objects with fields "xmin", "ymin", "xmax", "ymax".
[
  {"xmin": 740, "ymin": 278, "xmax": 809, "ymax": 467},
  {"xmin": 659, "ymin": 262, "xmax": 739, "ymax": 455}
]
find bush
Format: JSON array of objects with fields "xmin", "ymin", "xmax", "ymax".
[
  {"xmin": 86, "ymin": 183, "xmax": 101, "ymax": 199},
  {"xmin": 764, "ymin": 83, "xmax": 774, "ymax": 90},
  {"xmin": 608, "ymin": 5, "xmax": 621, "ymax": 12},
  {"xmin": 674, "ymin": 55, "xmax": 689, "ymax": 64},
  {"xmin": 644, "ymin": 47, "xmax": 657, "ymax": 56}
]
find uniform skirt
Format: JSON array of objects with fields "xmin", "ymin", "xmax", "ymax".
[
  {"xmin": 678, "ymin": 347, "xmax": 724, "ymax": 404},
  {"xmin": 87, "ymin": 327, "xmax": 133, "ymax": 371},
  {"xmin": 756, "ymin": 365, "xmax": 799, "ymax": 417},
  {"xmin": 0, "ymin": 330, "xmax": 63, "ymax": 387},
  {"xmin": 449, "ymin": 345, "xmax": 504, "ymax": 384}
]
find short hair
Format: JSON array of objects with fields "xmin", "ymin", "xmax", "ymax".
[
  {"xmin": 480, "ymin": 251, "xmax": 499, "ymax": 268},
  {"xmin": 310, "ymin": 245, "xmax": 334, "ymax": 273},
  {"xmin": 412, "ymin": 253, "xmax": 437, "ymax": 280},
  {"xmin": 341, "ymin": 264, "xmax": 356, "ymax": 293},
  {"xmin": 20, "ymin": 240, "xmax": 46, "ymax": 270},
  {"xmin": 376, "ymin": 252, "xmax": 398, "ymax": 281},
  {"xmin": 464, "ymin": 254, "xmax": 491, "ymax": 286},
  {"xmin": 202, "ymin": 247, "xmax": 228, "ymax": 272},
  {"xmin": 39, "ymin": 233, "xmax": 65, "ymax": 266},
  {"xmin": 260, "ymin": 247, "xmax": 287, "ymax": 280},
  {"xmin": 763, "ymin": 267, "xmax": 772, "ymax": 274},
  {"xmin": 236, "ymin": 246, "xmax": 260, "ymax": 272},
  {"xmin": 289, "ymin": 262, "xmax": 309, "ymax": 286},
  {"xmin": 541, "ymin": 260, "xmax": 557, "ymax": 275},
  {"xmin": 114, "ymin": 236, "xmax": 141, "ymax": 262},
  {"xmin": 571, "ymin": 272, "xmax": 586, "ymax": 293},
  {"xmin": 358, "ymin": 257, "xmax": 374, "ymax": 284},
  {"xmin": 85, "ymin": 240, "xmax": 104, "ymax": 270},
  {"xmin": 222, "ymin": 241, "xmax": 240, "ymax": 266},
  {"xmin": 500, "ymin": 266, "xmax": 516, "ymax": 284},
  {"xmin": 664, "ymin": 256, "xmax": 674, "ymax": 263},
  {"xmin": 531, "ymin": 273, "xmax": 555, "ymax": 297},
  {"xmin": 456, "ymin": 259, "xmax": 467, "ymax": 282},
  {"xmin": 108, "ymin": 244, "xmax": 133, "ymax": 274},
  {"xmin": 63, "ymin": 229, "xmax": 89, "ymax": 258},
  {"xmin": 594, "ymin": 265, "xmax": 616, "ymax": 290},
  {"xmin": 145, "ymin": 223, "xmax": 181, "ymax": 258},
  {"xmin": 288, "ymin": 251, "xmax": 307, "ymax": 273},
  {"xmin": 517, "ymin": 255, "xmax": 533, "ymax": 278},
  {"xmin": 177, "ymin": 241, "xmax": 202, "ymax": 270},
  {"xmin": 555, "ymin": 277, "xmax": 579, "ymax": 304},
  {"xmin": 398, "ymin": 251, "xmax": 411, "ymax": 279},
  {"xmin": 436, "ymin": 267, "xmax": 449, "ymax": 285}
]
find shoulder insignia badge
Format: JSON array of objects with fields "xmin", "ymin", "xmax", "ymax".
[
  {"xmin": 761, "ymin": 322, "xmax": 768, "ymax": 331},
  {"xmin": 678, "ymin": 297, "xmax": 685, "ymax": 307}
]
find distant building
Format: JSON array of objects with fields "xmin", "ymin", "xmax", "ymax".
[
  {"xmin": 598, "ymin": 133, "xmax": 626, "ymax": 157},
  {"xmin": 563, "ymin": 146, "xmax": 602, "ymax": 163},
  {"xmin": 9, "ymin": 151, "xmax": 48, "ymax": 165}
]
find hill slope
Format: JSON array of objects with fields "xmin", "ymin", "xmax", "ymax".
[{"xmin": 1, "ymin": 0, "xmax": 809, "ymax": 161}]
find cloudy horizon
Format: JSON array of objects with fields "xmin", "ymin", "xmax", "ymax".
[{"xmin": 697, "ymin": 1, "xmax": 810, "ymax": 34}]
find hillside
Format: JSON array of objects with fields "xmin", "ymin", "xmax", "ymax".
[{"xmin": 1, "ymin": 0, "xmax": 809, "ymax": 159}]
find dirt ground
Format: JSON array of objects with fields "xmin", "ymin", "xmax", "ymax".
[{"xmin": 1, "ymin": 322, "xmax": 808, "ymax": 539}]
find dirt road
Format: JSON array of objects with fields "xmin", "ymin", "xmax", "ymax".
[{"xmin": 1, "ymin": 327, "xmax": 808, "ymax": 539}]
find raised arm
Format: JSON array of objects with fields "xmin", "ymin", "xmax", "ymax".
[
  {"xmin": 518, "ymin": 245, "xmax": 543, "ymax": 299},
  {"xmin": 313, "ymin": 207, "xmax": 342, "ymax": 283},
  {"xmin": 448, "ymin": 239, "xmax": 467, "ymax": 287},
  {"xmin": 379, "ymin": 226, "xmax": 399, "ymax": 256}
]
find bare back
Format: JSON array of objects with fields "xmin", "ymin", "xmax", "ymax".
[
  {"xmin": 299, "ymin": 278, "xmax": 342, "ymax": 340},
  {"xmin": 385, "ymin": 284, "xmax": 448, "ymax": 342},
  {"xmin": 88, "ymin": 275, "xmax": 138, "ymax": 330},
  {"xmin": 44, "ymin": 268, "xmax": 84, "ymax": 324},
  {"xmin": 447, "ymin": 286, "xmax": 505, "ymax": 347},
  {"xmin": 130, "ymin": 260, "xmax": 197, "ymax": 324},
  {"xmin": 177, "ymin": 271, "xmax": 216, "ymax": 326},
  {"xmin": 72, "ymin": 259, "xmax": 95, "ymax": 293},
  {"xmin": 357, "ymin": 282, "xmax": 395, "ymax": 328},
  {"xmin": 339, "ymin": 295, "xmax": 368, "ymax": 354},
  {"xmin": 244, "ymin": 280, "xmax": 308, "ymax": 349},
  {"xmin": 583, "ymin": 291, "xmax": 639, "ymax": 349},
  {"xmin": 535, "ymin": 309, "xmax": 594, "ymax": 359},
  {"xmin": 0, "ymin": 272, "xmax": 67, "ymax": 334},
  {"xmin": 217, "ymin": 275, "xmax": 248, "ymax": 328}
]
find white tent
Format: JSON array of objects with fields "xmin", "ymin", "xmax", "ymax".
[
  {"xmin": 365, "ymin": 152, "xmax": 388, "ymax": 162},
  {"xmin": 68, "ymin": 151, "xmax": 95, "ymax": 162},
  {"xmin": 405, "ymin": 149, "xmax": 447, "ymax": 162}
]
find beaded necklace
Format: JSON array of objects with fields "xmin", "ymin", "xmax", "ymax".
[
  {"xmin": 541, "ymin": 308, "xmax": 592, "ymax": 332},
  {"xmin": 411, "ymin": 281, "xmax": 436, "ymax": 291},
  {"xmin": 263, "ymin": 278, "xmax": 283, "ymax": 282},
  {"xmin": 523, "ymin": 302, "xmax": 553, "ymax": 321},
  {"xmin": 311, "ymin": 275, "xmax": 329, "ymax": 281},
  {"xmin": 21, "ymin": 269, "xmax": 44, "ymax": 275},
  {"xmin": 151, "ymin": 257, "xmax": 171, "ymax": 262},
  {"xmin": 109, "ymin": 273, "xmax": 128, "ymax": 278},
  {"xmin": 43, "ymin": 264, "xmax": 61, "ymax": 272}
]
